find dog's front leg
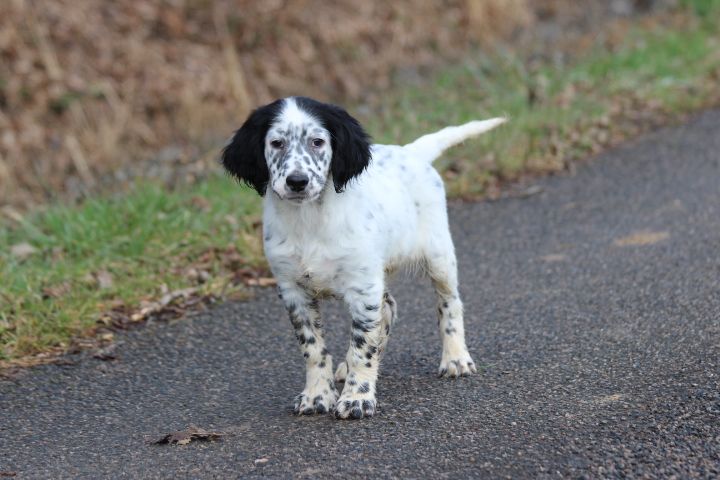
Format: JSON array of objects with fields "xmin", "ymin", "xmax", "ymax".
[
  {"xmin": 278, "ymin": 283, "xmax": 337, "ymax": 415},
  {"xmin": 335, "ymin": 280, "xmax": 387, "ymax": 419}
]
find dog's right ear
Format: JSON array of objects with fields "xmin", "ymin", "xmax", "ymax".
[{"xmin": 221, "ymin": 100, "xmax": 283, "ymax": 195}]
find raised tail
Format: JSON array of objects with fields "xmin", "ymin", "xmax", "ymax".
[{"xmin": 403, "ymin": 117, "xmax": 507, "ymax": 163}]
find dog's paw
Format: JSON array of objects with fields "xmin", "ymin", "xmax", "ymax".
[
  {"xmin": 293, "ymin": 387, "xmax": 338, "ymax": 415},
  {"xmin": 334, "ymin": 361, "xmax": 348, "ymax": 383},
  {"xmin": 438, "ymin": 351, "xmax": 476, "ymax": 378},
  {"xmin": 334, "ymin": 392, "xmax": 376, "ymax": 420}
]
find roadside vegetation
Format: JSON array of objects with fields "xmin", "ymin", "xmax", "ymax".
[{"xmin": 2, "ymin": 1, "xmax": 719, "ymax": 364}]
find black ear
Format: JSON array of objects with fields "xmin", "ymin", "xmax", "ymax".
[
  {"xmin": 221, "ymin": 100, "xmax": 283, "ymax": 195},
  {"xmin": 295, "ymin": 97, "xmax": 371, "ymax": 193}
]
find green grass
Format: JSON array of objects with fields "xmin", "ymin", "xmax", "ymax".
[
  {"xmin": 0, "ymin": 178, "xmax": 262, "ymax": 360},
  {"xmin": 358, "ymin": 5, "xmax": 720, "ymax": 197},
  {"xmin": 2, "ymin": 2, "xmax": 720, "ymax": 362}
]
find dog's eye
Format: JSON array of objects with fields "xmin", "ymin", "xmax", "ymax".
[
  {"xmin": 311, "ymin": 138, "xmax": 325, "ymax": 148},
  {"xmin": 270, "ymin": 140, "xmax": 284, "ymax": 149}
]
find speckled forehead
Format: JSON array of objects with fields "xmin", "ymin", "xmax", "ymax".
[{"xmin": 268, "ymin": 99, "xmax": 326, "ymax": 138}]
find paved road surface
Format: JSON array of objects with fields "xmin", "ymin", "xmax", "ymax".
[{"xmin": 2, "ymin": 111, "xmax": 719, "ymax": 479}]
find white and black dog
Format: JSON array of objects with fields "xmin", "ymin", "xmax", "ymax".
[{"xmin": 222, "ymin": 96, "xmax": 505, "ymax": 419}]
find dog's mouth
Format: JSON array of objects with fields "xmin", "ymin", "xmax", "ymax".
[{"xmin": 275, "ymin": 190, "xmax": 320, "ymax": 204}]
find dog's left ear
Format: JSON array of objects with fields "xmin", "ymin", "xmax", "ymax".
[
  {"xmin": 221, "ymin": 100, "xmax": 283, "ymax": 195},
  {"xmin": 297, "ymin": 97, "xmax": 371, "ymax": 193}
]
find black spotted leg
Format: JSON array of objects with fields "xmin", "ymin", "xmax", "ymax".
[
  {"xmin": 335, "ymin": 284, "xmax": 394, "ymax": 419},
  {"xmin": 278, "ymin": 283, "xmax": 337, "ymax": 414}
]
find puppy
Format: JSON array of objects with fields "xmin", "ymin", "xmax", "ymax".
[{"xmin": 222, "ymin": 96, "xmax": 505, "ymax": 419}]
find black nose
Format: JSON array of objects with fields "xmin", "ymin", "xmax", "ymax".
[{"xmin": 286, "ymin": 173, "xmax": 309, "ymax": 192}]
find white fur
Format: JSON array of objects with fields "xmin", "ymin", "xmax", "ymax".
[{"xmin": 258, "ymin": 98, "xmax": 505, "ymax": 418}]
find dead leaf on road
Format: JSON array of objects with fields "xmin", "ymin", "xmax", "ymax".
[
  {"xmin": 130, "ymin": 287, "xmax": 199, "ymax": 322},
  {"xmin": 92, "ymin": 341, "xmax": 121, "ymax": 361},
  {"xmin": 539, "ymin": 254, "xmax": 567, "ymax": 262},
  {"xmin": 613, "ymin": 230, "xmax": 669, "ymax": 247},
  {"xmin": 151, "ymin": 426, "xmax": 226, "ymax": 446}
]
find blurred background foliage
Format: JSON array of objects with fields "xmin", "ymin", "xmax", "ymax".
[{"xmin": 0, "ymin": 0, "xmax": 684, "ymax": 209}]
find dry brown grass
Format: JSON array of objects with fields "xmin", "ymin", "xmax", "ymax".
[{"xmin": 0, "ymin": 0, "xmax": 538, "ymax": 208}]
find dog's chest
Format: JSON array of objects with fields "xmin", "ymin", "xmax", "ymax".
[{"xmin": 265, "ymin": 225, "xmax": 366, "ymax": 290}]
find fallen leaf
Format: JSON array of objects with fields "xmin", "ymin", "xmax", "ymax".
[
  {"xmin": 189, "ymin": 196, "xmax": 211, "ymax": 211},
  {"xmin": 593, "ymin": 393, "xmax": 625, "ymax": 405},
  {"xmin": 98, "ymin": 332, "xmax": 114, "ymax": 342},
  {"xmin": 93, "ymin": 342, "xmax": 120, "ymax": 361},
  {"xmin": 254, "ymin": 457, "xmax": 269, "ymax": 466},
  {"xmin": 10, "ymin": 242, "xmax": 37, "ymax": 260},
  {"xmin": 246, "ymin": 277, "xmax": 277, "ymax": 287},
  {"xmin": 613, "ymin": 230, "xmax": 669, "ymax": 247},
  {"xmin": 539, "ymin": 254, "xmax": 567, "ymax": 262},
  {"xmin": 151, "ymin": 426, "xmax": 226, "ymax": 446},
  {"xmin": 42, "ymin": 281, "xmax": 72, "ymax": 299},
  {"xmin": 95, "ymin": 270, "xmax": 114, "ymax": 289}
]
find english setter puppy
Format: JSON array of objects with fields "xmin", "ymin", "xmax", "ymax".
[{"xmin": 222, "ymin": 97, "xmax": 504, "ymax": 419}]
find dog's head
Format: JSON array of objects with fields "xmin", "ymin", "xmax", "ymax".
[{"xmin": 221, "ymin": 97, "xmax": 371, "ymax": 203}]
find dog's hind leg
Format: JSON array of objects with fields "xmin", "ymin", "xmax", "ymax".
[
  {"xmin": 335, "ymin": 291, "xmax": 396, "ymax": 384},
  {"xmin": 424, "ymin": 238, "xmax": 476, "ymax": 378},
  {"xmin": 278, "ymin": 283, "xmax": 338, "ymax": 415}
]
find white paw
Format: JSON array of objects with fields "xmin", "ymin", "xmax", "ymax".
[
  {"xmin": 334, "ymin": 391, "xmax": 376, "ymax": 419},
  {"xmin": 438, "ymin": 350, "xmax": 476, "ymax": 378},
  {"xmin": 334, "ymin": 361, "xmax": 348, "ymax": 383},
  {"xmin": 293, "ymin": 385, "xmax": 338, "ymax": 415}
]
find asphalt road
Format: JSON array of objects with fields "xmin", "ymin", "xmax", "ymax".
[{"xmin": 2, "ymin": 112, "xmax": 719, "ymax": 479}]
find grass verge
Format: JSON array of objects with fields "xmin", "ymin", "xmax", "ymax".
[{"xmin": 2, "ymin": 2, "xmax": 719, "ymax": 364}]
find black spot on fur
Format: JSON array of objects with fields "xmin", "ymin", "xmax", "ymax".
[
  {"xmin": 353, "ymin": 334, "xmax": 366, "ymax": 349},
  {"xmin": 358, "ymin": 382, "xmax": 370, "ymax": 393},
  {"xmin": 352, "ymin": 319, "xmax": 374, "ymax": 333}
]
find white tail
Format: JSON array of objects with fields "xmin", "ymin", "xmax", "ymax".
[{"xmin": 403, "ymin": 117, "xmax": 507, "ymax": 163}]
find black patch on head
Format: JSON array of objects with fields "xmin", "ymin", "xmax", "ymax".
[
  {"xmin": 294, "ymin": 97, "xmax": 371, "ymax": 193},
  {"xmin": 221, "ymin": 99, "xmax": 284, "ymax": 195}
]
